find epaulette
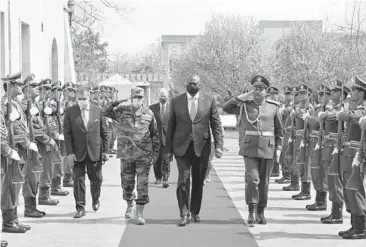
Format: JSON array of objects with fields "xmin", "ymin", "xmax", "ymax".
[{"xmin": 266, "ymin": 98, "xmax": 281, "ymax": 106}]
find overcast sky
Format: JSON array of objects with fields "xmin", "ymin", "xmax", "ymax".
[{"xmin": 100, "ymin": 0, "xmax": 349, "ymax": 55}]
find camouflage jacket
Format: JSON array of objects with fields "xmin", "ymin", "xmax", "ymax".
[{"xmin": 103, "ymin": 102, "xmax": 160, "ymax": 161}]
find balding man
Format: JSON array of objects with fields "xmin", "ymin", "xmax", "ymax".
[{"xmin": 149, "ymin": 88, "xmax": 171, "ymax": 188}]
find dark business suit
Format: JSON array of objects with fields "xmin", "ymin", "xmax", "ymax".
[
  {"xmin": 64, "ymin": 104, "xmax": 108, "ymax": 211},
  {"xmin": 166, "ymin": 92, "xmax": 223, "ymax": 217},
  {"xmin": 149, "ymin": 102, "xmax": 171, "ymax": 182}
]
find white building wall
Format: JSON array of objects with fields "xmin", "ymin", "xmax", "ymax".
[{"xmin": 0, "ymin": 0, "xmax": 73, "ymax": 84}]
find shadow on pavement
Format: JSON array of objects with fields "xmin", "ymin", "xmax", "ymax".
[
  {"xmin": 19, "ymin": 215, "xmax": 125, "ymax": 225},
  {"xmin": 240, "ymin": 231, "xmax": 340, "ymax": 240}
]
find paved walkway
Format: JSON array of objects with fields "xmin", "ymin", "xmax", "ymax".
[{"xmin": 2, "ymin": 135, "xmax": 366, "ymax": 246}]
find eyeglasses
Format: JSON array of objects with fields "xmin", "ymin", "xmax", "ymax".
[{"xmin": 133, "ymin": 96, "xmax": 143, "ymax": 99}]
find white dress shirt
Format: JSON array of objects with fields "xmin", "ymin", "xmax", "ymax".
[{"xmin": 187, "ymin": 91, "xmax": 199, "ymax": 115}]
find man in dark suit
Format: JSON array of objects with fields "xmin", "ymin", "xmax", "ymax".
[
  {"xmin": 165, "ymin": 75, "xmax": 224, "ymax": 227},
  {"xmin": 149, "ymin": 88, "xmax": 171, "ymax": 188},
  {"xmin": 64, "ymin": 86, "xmax": 109, "ymax": 218}
]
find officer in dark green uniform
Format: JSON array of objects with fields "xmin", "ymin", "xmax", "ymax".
[
  {"xmin": 223, "ymin": 75, "xmax": 283, "ymax": 225},
  {"xmin": 21, "ymin": 74, "xmax": 58, "ymax": 218},
  {"xmin": 276, "ymin": 86, "xmax": 293, "ymax": 184},
  {"xmin": 1, "ymin": 72, "xmax": 34, "ymax": 233},
  {"xmin": 337, "ymin": 76, "xmax": 366, "ymax": 239},
  {"xmin": 103, "ymin": 87, "xmax": 160, "ymax": 225},
  {"xmin": 320, "ymin": 80, "xmax": 350, "ymax": 224},
  {"xmin": 267, "ymin": 86, "xmax": 280, "ymax": 177}
]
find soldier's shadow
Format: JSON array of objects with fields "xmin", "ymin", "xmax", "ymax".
[
  {"xmin": 238, "ymin": 231, "xmax": 340, "ymax": 240},
  {"xmin": 20, "ymin": 215, "xmax": 125, "ymax": 225}
]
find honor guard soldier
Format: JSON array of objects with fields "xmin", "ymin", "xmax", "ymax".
[
  {"xmin": 336, "ymin": 76, "xmax": 366, "ymax": 239},
  {"xmin": 289, "ymin": 84, "xmax": 314, "ymax": 201},
  {"xmin": 305, "ymin": 84, "xmax": 331, "ymax": 211},
  {"xmin": 49, "ymin": 81, "xmax": 69, "ymax": 197},
  {"xmin": 223, "ymin": 75, "xmax": 283, "ymax": 225},
  {"xmin": 267, "ymin": 86, "xmax": 280, "ymax": 177},
  {"xmin": 21, "ymin": 74, "xmax": 58, "ymax": 218},
  {"xmin": 38, "ymin": 79, "xmax": 61, "ymax": 205},
  {"xmin": 319, "ymin": 80, "xmax": 350, "ymax": 224},
  {"xmin": 62, "ymin": 82, "xmax": 76, "ymax": 187},
  {"xmin": 1, "ymin": 72, "xmax": 36, "ymax": 233},
  {"xmin": 276, "ymin": 86, "xmax": 294, "ymax": 184},
  {"xmin": 103, "ymin": 87, "xmax": 160, "ymax": 225},
  {"xmin": 90, "ymin": 86, "xmax": 101, "ymax": 106}
]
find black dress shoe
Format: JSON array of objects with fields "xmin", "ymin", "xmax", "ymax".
[
  {"xmin": 73, "ymin": 209, "xmax": 85, "ymax": 218},
  {"xmin": 191, "ymin": 214, "xmax": 200, "ymax": 222},
  {"xmin": 178, "ymin": 216, "xmax": 189, "ymax": 227},
  {"xmin": 92, "ymin": 202, "xmax": 100, "ymax": 211},
  {"xmin": 1, "ymin": 240, "xmax": 8, "ymax": 247}
]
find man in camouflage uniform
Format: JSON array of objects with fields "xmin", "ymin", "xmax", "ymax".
[
  {"xmin": 275, "ymin": 86, "xmax": 294, "ymax": 184},
  {"xmin": 223, "ymin": 75, "xmax": 283, "ymax": 225},
  {"xmin": 103, "ymin": 87, "xmax": 160, "ymax": 225},
  {"xmin": 62, "ymin": 82, "xmax": 76, "ymax": 187},
  {"xmin": 49, "ymin": 81, "xmax": 69, "ymax": 197},
  {"xmin": 335, "ymin": 76, "xmax": 366, "ymax": 239},
  {"xmin": 1, "ymin": 72, "xmax": 35, "ymax": 233},
  {"xmin": 21, "ymin": 74, "xmax": 58, "ymax": 218},
  {"xmin": 38, "ymin": 79, "xmax": 61, "ymax": 205}
]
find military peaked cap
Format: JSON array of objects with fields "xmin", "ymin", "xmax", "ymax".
[
  {"xmin": 298, "ymin": 84, "xmax": 312, "ymax": 93},
  {"xmin": 1, "ymin": 71, "xmax": 22, "ymax": 84},
  {"xmin": 251, "ymin": 75, "xmax": 270, "ymax": 88},
  {"xmin": 352, "ymin": 76, "xmax": 366, "ymax": 91},
  {"xmin": 332, "ymin": 79, "xmax": 351, "ymax": 97},
  {"xmin": 40, "ymin": 79, "xmax": 52, "ymax": 89},
  {"xmin": 267, "ymin": 86, "xmax": 279, "ymax": 94},
  {"xmin": 131, "ymin": 87, "xmax": 144, "ymax": 97},
  {"xmin": 51, "ymin": 80, "xmax": 62, "ymax": 91},
  {"xmin": 283, "ymin": 86, "xmax": 292, "ymax": 93},
  {"xmin": 63, "ymin": 82, "xmax": 75, "ymax": 91},
  {"xmin": 317, "ymin": 84, "xmax": 331, "ymax": 94}
]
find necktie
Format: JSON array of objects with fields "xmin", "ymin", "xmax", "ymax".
[
  {"xmin": 160, "ymin": 104, "xmax": 165, "ymax": 120},
  {"xmin": 81, "ymin": 109, "xmax": 87, "ymax": 127},
  {"xmin": 190, "ymin": 98, "xmax": 197, "ymax": 122}
]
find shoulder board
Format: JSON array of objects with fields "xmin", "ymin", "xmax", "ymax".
[{"xmin": 266, "ymin": 99, "xmax": 280, "ymax": 106}]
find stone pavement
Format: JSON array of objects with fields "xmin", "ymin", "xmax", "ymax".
[
  {"xmin": 2, "ymin": 134, "xmax": 366, "ymax": 246},
  {"xmin": 214, "ymin": 138, "xmax": 366, "ymax": 247}
]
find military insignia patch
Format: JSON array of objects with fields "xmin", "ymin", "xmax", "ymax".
[{"xmin": 256, "ymin": 77, "xmax": 262, "ymax": 82}]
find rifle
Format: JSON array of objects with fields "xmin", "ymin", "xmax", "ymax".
[
  {"xmin": 312, "ymin": 86, "xmax": 326, "ymax": 168},
  {"xmin": 6, "ymin": 75, "xmax": 25, "ymax": 184},
  {"xmin": 26, "ymin": 79, "xmax": 42, "ymax": 172}
]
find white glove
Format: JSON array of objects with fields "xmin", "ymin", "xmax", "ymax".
[
  {"xmin": 9, "ymin": 149, "xmax": 20, "ymax": 161},
  {"xmin": 302, "ymin": 112, "xmax": 310, "ymax": 121},
  {"xmin": 314, "ymin": 143, "xmax": 320, "ymax": 150},
  {"xmin": 300, "ymin": 141, "xmax": 305, "ymax": 148},
  {"xmin": 44, "ymin": 107, "xmax": 52, "ymax": 115},
  {"xmin": 288, "ymin": 138, "xmax": 292, "ymax": 143},
  {"xmin": 58, "ymin": 134, "xmax": 64, "ymax": 141},
  {"xmin": 49, "ymin": 138, "xmax": 56, "ymax": 147},
  {"xmin": 29, "ymin": 107, "xmax": 39, "ymax": 116},
  {"xmin": 352, "ymin": 154, "xmax": 360, "ymax": 167},
  {"xmin": 59, "ymin": 107, "xmax": 64, "ymax": 115},
  {"xmin": 28, "ymin": 142, "xmax": 38, "ymax": 152},
  {"xmin": 9, "ymin": 111, "xmax": 20, "ymax": 122},
  {"xmin": 332, "ymin": 147, "xmax": 338, "ymax": 155},
  {"xmin": 107, "ymin": 118, "xmax": 113, "ymax": 123},
  {"xmin": 276, "ymin": 150, "xmax": 281, "ymax": 163},
  {"xmin": 359, "ymin": 116, "xmax": 366, "ymax": 126}
]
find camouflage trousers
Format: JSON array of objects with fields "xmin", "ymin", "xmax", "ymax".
[{"xmin": 120, "ymin": 159, "xmax": 151, "ymax": 205}]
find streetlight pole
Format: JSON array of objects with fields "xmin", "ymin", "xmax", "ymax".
[{"xmin": 67, "ymin": 0, "xmax": 75, "ymax": 27}]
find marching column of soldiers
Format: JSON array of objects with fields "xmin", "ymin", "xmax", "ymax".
[{"xmin": 0, "ymin": 72, "xmax": 118, "ymax": 247}]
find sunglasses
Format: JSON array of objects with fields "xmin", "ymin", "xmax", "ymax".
[
  {"xmin": 284, "ymin": 92, "xmax": 291, "ymax": 95},
  {"xmin": 133, "ymin": 96, "xmax": 143, "ymax": 99}
]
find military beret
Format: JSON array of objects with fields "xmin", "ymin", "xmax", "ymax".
[
  {"xmin": 317, "ymin": 84, "xmax": 331, "ymax": 94},
  {"xmin": 51, "ymin": 80, "xmax": 62, "ymax": 91},
  {"xmin": 63, "ymin": 82, "xmax": 75, "ymax": 91},
  {"xmin": 131, "ymin": 87, "xmax": 144, "ymax": 97},
  {"xmin": 251, "ymin": 75, "xmax": 270, "ymax": 88},
  {"xmin": 298, "ymin": 84, "xmax": 312, "ymax": 93},
  {"xmin": 332, "ymin": 79, "xmax": 351, "ymax": 96},
  {"xmin": 39, "ymin": 79, "xmax": 52, "ymax": 89},
  {"xmin": 352, "ymin": 76, "xmax": 366, "ymax": 91},
  {"xmin": 283, "ymin": 86, "xmax": 292, "ymax": 93},
  {"xmin": 267, "ymin": 86, "xmax": 279, "ymax": 94}
]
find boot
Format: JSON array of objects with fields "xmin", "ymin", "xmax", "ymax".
[
  {"xmin": 2, "ymin": 209, "xmax": 26, "ymax": 233},
  {"xmin": 306, "ymin": 191, "xmax": 327, "ymax": 211},
  {"xmin": 38, "ymin": 187, "xmax": 59, "ymax": 205},
  {"xmin": 275, "ymin": 173, "xmax": 291, "ymax": 184},
  {"xmin": 136, "ymin": 204, "xmax": 146, "ymax": 225},
  {"xmin": 13, "ymin": 207, "xmax": 31, "ymax": 231},
  {"xmin": 338, "ymin": 214, "xmax": 354, "ymax": 236},
  {"xmin": 247, "ymin": 203, "xmax": 257, "ymax": 225},
  {"xmin": 282, "ymin": 173, "xmax": 299, "ymax": 191},
  {"xmin": 342, "ymin": 215, "xmax": 366, "ymax": 239},
  {"xmin": 125, "ymin": 201, "xmax": 134, "ymax": 219},
  {"xmin": 24, "ymin": 197, "xmax": 44, "ymax": 218},
  {"xmin": 63, "ymin": 174, "xmax": 74, "ymax": 187},
  {"xmin": 51, "ymin": 177, "xmax": 69, "ymax": 196},
  {"xmin": 1, "ymin": 240, "xmax": 8, "ymax": 247},
  {"xmin": 270, "ymin": 163, "xmax": 280, "ymax": 177},
  {"xmin": 322, "ymin": 202, "xmax": 343, "ymax": 224},
  {"xmin": 294, "ymin": 182, "xmax": 311, "ymax": 200},
  {"xmin": 256, "ymin": 206, "xmax": 267, "ymax": 225}
]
